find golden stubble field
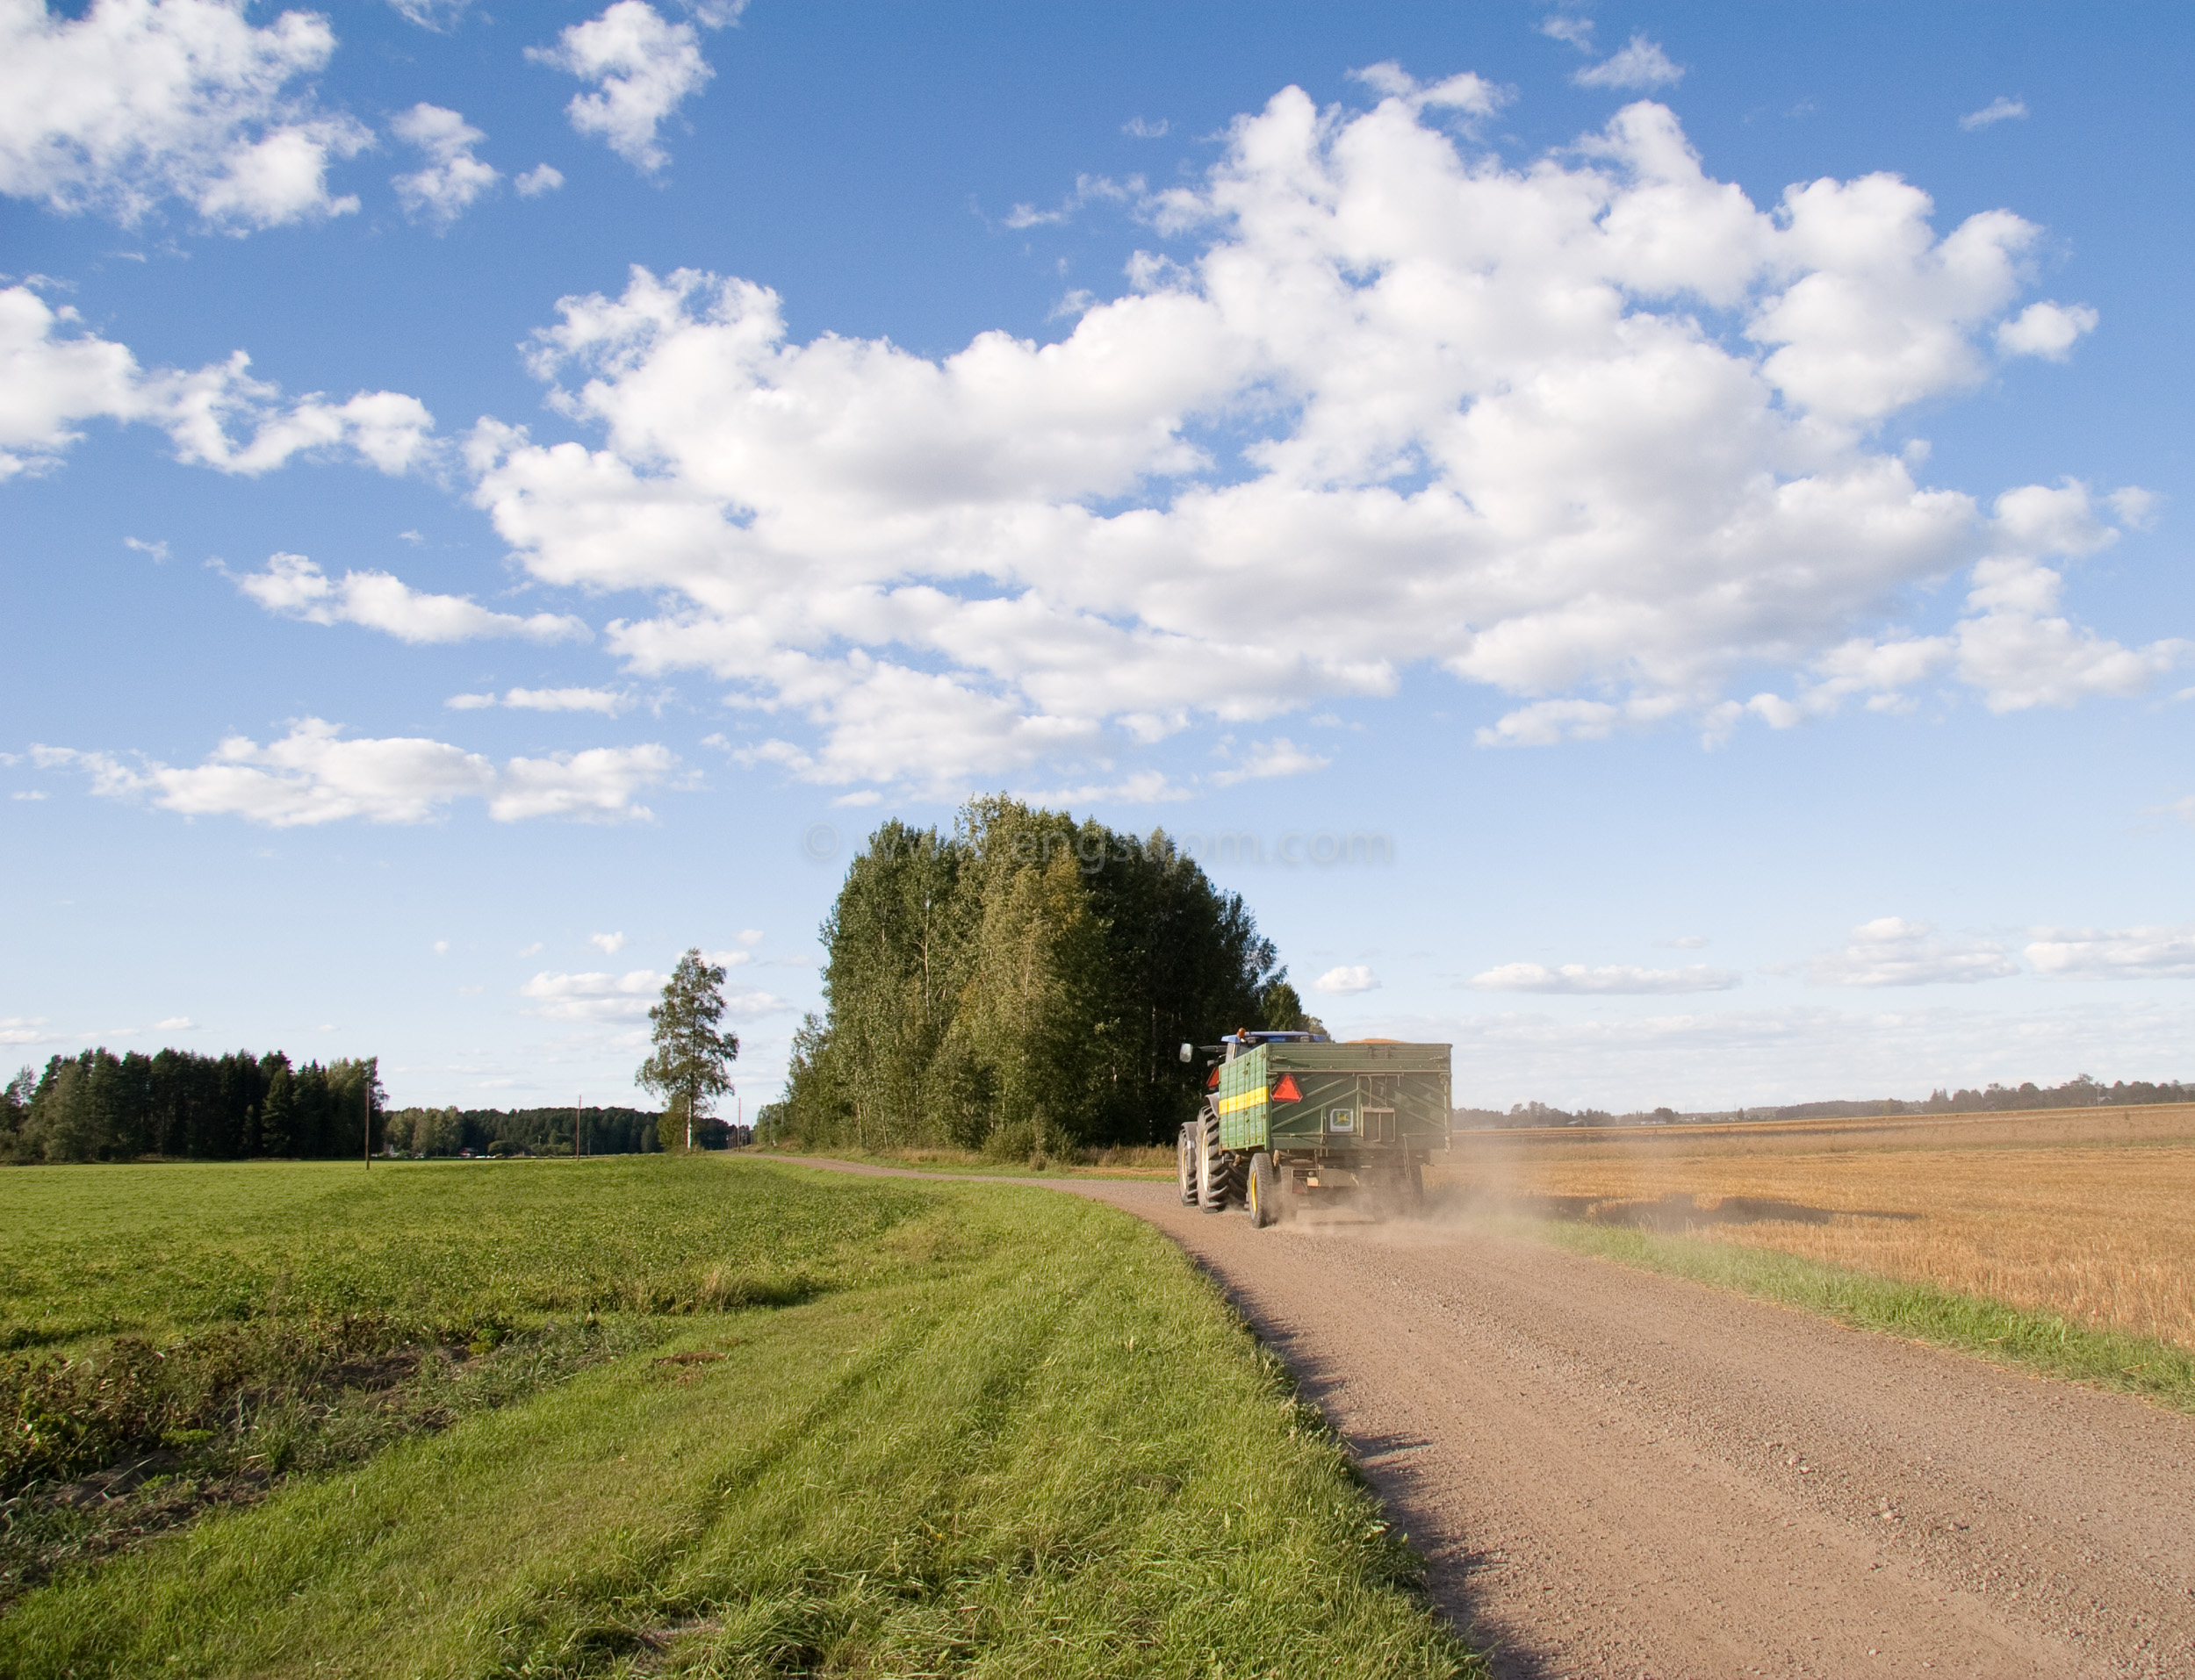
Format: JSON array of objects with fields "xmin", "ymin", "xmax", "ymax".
[{"xmin": 1431, "ymin": 1104, "xmax": 2195, "ymax": 1352}]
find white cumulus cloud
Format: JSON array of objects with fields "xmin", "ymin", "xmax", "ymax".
[
  {"xmin": 520, "ymin": 966, "xmax": 784, "ymax": 1022},
  {"xmin": 0, "ymin": 284, "xmax": 143, "ymax": 477},
  {"xmin": 32, "ymin": 719, "xmax": 676, "ymax": 826},
  {"xmin": 1951, "ymin": 553, "xmax": 2187, "ymax": 712},
  {"xmin": 1573, "ymin": 34, "xmax": 1684, "ymax": 90},
  {"xmin": 1315, "ymin": 965, "xmax": 1380, "ymax": 995},
  {"xmin": 519, "ymin": 967, "xmax": 662, "ymax": 1021},
  {"xmin": 162, "ymin": 372, "xmax": 435, "ymax": 475},
  {"xmin": 1715, "ymin": 482, "xmax": 2184, "ymax": 731},
  {"xmin": 386, "ymin": 0, "xmax": 468, "ymax": 29},
  {"xmin": 1468, "ymin": 962, "xmax": 1739, "ymax": 994},
  {"xmin": 1212, "ymin": 737, "xmax": 1329, "ymax": 786},
  {"xmin": 0, "ymin": 0, "xmax": 370, "ymax": 230},
  {"xmin": 515, "ymin": 162, "xmax": 564, "ymax": 197},
  {"xmin": 1805, "ymin": 917, "xmax": 2019, "ymax": 987},
  {"xmin": 1348, "ymin": 61, "xmax": 1507, "ymax": 117},
  {"xmin": 506, "ymin": 685, "xmax": 624, "ymax": 710},
  {"xmin": 1, "ymin": 284, "xmax": 436, "ymax": 478},
  {"xmin": 1960, "ymin": 97, "xmax": 2028, "ymax": 132},
  {"xmin": 1011, "ymin": 770, "xmax": 1191, "ymax": 807},
  {"xmin": 452, "ymin": 685, "xmax": 630, "ymax": 713},
  {"xmin": 529, "ymin": 1, "xmax": 710, "ymax": 174},
  {"xmin": 227, "ymin": 553, "xmax": 588, "ymax": 643},
  {"xmin": 2026, "ymin": 927, "xmax": 2195, "ymax": 980},
  {"xmin": 459, "ymin": 82, "xmax": 2152, "ymax": 794},
  {"xmin": 587, "ymin": 930, "xmax": 626, "ymax": 953},
  {"xmin": 1996, "ymin": 300, "xmax": 2098, "ymax": 361},
  {"xmin": 488, "ymin": 744, "xmax": 680, "ymax": 822},
  {"xmin": 390, "ymin": 102, "xmax": 497, "ymax": 226},
  {"xmin": 1004, "ymin": 172, "xmax": 1143, "ymax": 231}
]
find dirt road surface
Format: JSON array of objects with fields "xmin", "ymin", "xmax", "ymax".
[{"xmin": 788, "ymin": 1160, "xmax": 2195, "ymax": 1678}]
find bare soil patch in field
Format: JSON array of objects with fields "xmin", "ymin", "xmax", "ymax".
[{"xmin": 1436, "ymin": 1104, "xmax": 2195, "ymax": 1350}]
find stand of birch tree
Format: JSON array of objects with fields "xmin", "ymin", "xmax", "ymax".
[{"xmin": 766, "ymin": 797, "xmax": 1307, "ymax": 1152}]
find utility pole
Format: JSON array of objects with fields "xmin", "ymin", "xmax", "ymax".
[{"xmin": 363, "ymin": 1084, "xmax": 371, "ymax": 1171}]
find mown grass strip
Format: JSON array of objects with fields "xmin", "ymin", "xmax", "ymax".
[
  {"xmin": 3, "ymin": 1164, "xmax": 1479, "ymax": 1680},
  {"xmin": 1496, "ymin": 1212, "xmax": 2195, "ymax": 1414}
]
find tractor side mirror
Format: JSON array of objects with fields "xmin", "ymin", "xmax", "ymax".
[{"xmin": 1178, "ymin": 1042, "xmax": 1195, "ymax": 1063}]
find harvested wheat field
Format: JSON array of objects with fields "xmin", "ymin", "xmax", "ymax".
[{"xmin": 1435, "ymin": 1103, "xmax": 2195, "ymax": 1352}]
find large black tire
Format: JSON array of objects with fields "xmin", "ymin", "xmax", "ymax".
[
  {"xmin": 1177, "ymin": 1124, "xmax": 1198, "ymax": 1205},
  {"xmin": 1196, "ymin": 1111, "xmax": 1227, "ymax": 1212},
  {"xmin": 1247, "ymin": 1151, "xmax": 1277, "ymax": 1228}
]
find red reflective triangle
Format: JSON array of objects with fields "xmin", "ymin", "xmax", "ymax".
[
  {"xmin": 1205, "ymin": 1067, "xmax": 1220, "ymax": 1089},
  {"xmin": 1270, "ymin": 1074, "xmax": 1302, "ymax": 1102}
]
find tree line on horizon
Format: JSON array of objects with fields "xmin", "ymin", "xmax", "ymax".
[
  {"xmin": 1778, "ymin": 1074, "xmax": 2195, "ymax": 1119},
  {"xmin": 0, "ymin": 1047, "xmax": 716, "ymax": 1166},
  {"xmin": 763, "ymin": 797, "xmax": 1309, "ymax": 1154},
  {"xmin": 1456, "ymin": 1073, "xmax": 2195, "ymax": 1129},
  {"xmin": 379, "ymin": 1103, "xmax": 731, "ymax": 1157},
  {"xmin": 1, "ymin": 1049, "xmax": 381, "ymax": 1165}
]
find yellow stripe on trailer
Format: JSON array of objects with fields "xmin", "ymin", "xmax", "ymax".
[{"xmin": 1217, "ymin": 1088, "xmax": 1266, "ymax": 1118}]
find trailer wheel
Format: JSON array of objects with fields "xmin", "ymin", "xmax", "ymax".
[
  {"xmin": 1197, "ymin": 1111, "xmax": 1227, "ymax": 1212},
  {"xmin": 1177, "ymin": 1124, "xmax": 1198, "ymax": 1205},
  {"xmin": 1248, "ymin": 1152, "xmax": 1277, "ymax": 1228}
]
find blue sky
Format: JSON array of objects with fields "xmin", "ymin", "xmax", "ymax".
[{"xmin": 4, "ymin": 0, "xmax": 2191, "ymax": 1116}]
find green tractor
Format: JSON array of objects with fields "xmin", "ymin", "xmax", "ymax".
[{"xmin": 1177, "ymin": 1032, "xmax": 1451, "ymax": 1226}]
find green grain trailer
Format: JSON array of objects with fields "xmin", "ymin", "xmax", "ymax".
[{"xmin": 1176, "ymin": 1034, "xmax": 1451, "ymax": 1226}]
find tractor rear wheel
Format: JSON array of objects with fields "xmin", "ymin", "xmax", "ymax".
[
  {"xmin": 1248, "ymin": 1152, "xmax": 1277, "ymax": 1228},
  {"xmin": 1177, "ymin": 1124, "xmax": 1198, "ymax": 1204},
  {"xmin": 1196, "ymin": 1112, "xmax": 1227, "ymax": 1212}
]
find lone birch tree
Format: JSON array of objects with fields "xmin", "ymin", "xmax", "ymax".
[{"xmin": 637, "ymin": 949, "xmax": 740, "ymax": 1150}]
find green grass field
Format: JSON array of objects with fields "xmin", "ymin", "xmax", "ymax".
[
  {"xmin": 0, "ymin": 1155, "xmax": 943, "ymax": 1349},
  {"xmin": 750, "ymin": 1143, "xmax": 1176, "ymax": 1182},
  {"xmin": 0, "ymin": 1157, "xmax": 1478, "ymax": 1678}
]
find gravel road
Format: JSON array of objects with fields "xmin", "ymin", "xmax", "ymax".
[{"xmin": 789, "ymin": 1160, "xmax": 2195, "ymax": 1678}]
